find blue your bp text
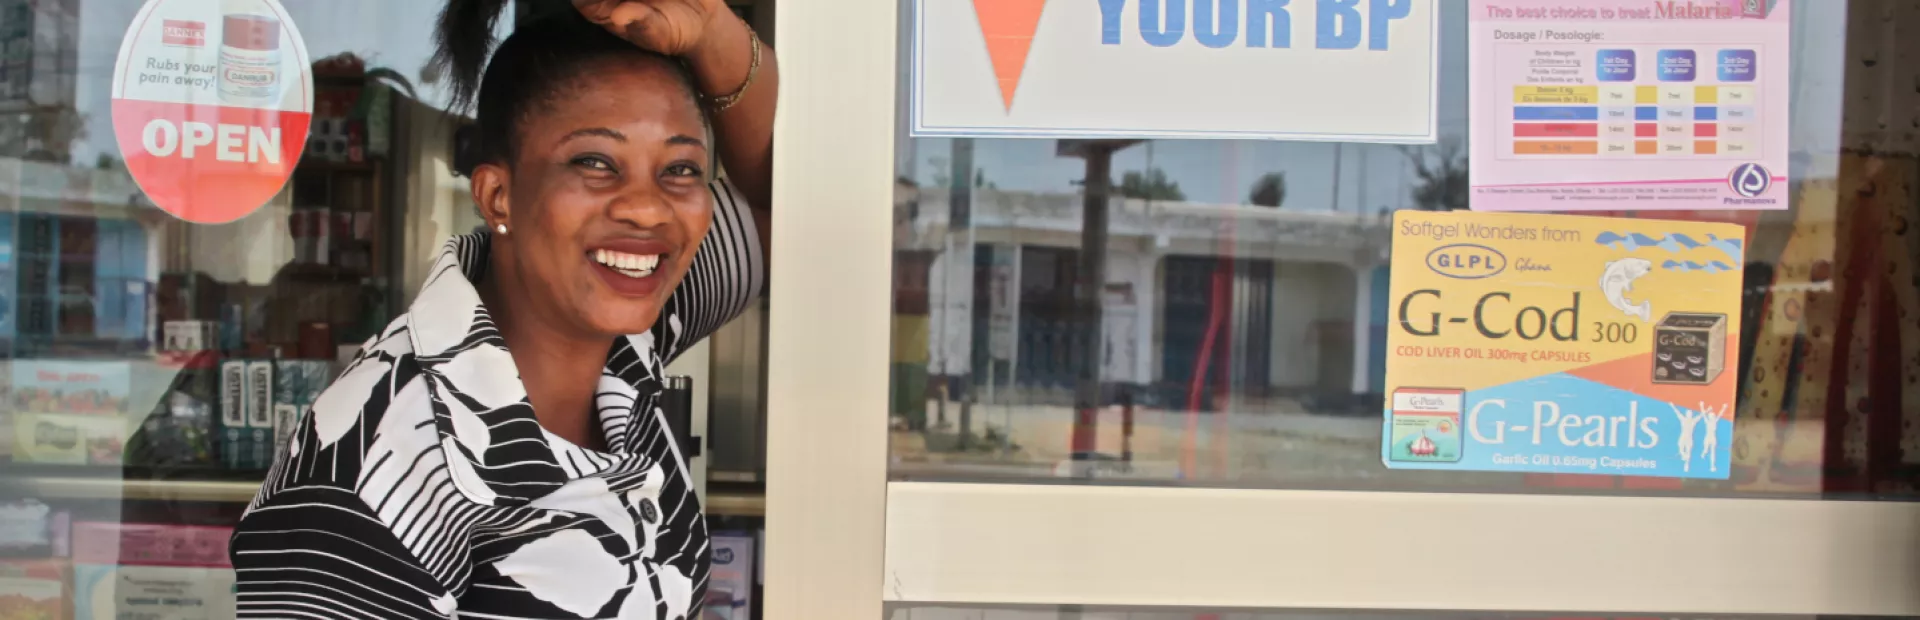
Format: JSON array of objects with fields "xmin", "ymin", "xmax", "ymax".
[{"xmin": 1098, "ymin": 0, "xmax": 1413, "ymax": 50}]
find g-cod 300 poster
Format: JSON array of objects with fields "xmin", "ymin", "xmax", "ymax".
[{"xmin": 1383, "ymin": 210, "xmax": 1742, "ymax": 479}]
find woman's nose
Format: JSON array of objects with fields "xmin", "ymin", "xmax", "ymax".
[{"xmin": 605, "ymin": 186, "xmax": 676, "ymax": 228}]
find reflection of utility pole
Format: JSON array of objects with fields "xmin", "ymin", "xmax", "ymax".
[
  {"xmin": 946, "ymin": 138, "xmax": 974, "ymax": 439},
  {"xmin": 1330, "ymin": 143, "xmax": 1344, "ymax": 211},
  {"xmin": 1058, "ymin": 139, "xmax": 1140, "ymax": 465}
]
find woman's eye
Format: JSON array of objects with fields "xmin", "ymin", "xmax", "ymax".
[
  {"xmin": 665, "ymin": 163, "xmax": 702, "ymax": 178},
  {"xmin": 571, "ymin": 155, "xmax": 616, "ymax": 172}
]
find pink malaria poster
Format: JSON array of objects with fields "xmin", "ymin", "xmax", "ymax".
[{"xmin": 1469, "ymin": 0, "xmax": 1790, "ymax": 211}]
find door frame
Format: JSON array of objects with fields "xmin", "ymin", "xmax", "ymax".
[
  {"xmin": 763, "ymin": 0, "xmax": 895, "ymax": 616},
  {"xmin": 764, "ymin": 0, "xmax": 1920, "ymax": 617}
]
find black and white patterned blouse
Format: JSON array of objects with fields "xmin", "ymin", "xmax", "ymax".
[{"xmin": 232, "ymin": 180, "xmax": 762, "ymax": 619}]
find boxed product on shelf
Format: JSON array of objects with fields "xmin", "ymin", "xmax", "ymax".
[
  {"xmin": 218, "ymin": 359, "xmax": 248, "ymax": 470},
  {"xmin": 0, "ymin": 558, "xmax": 70, "ymax": 620},
  {"xmin": 9, "ymin": 359, "xmax": 131, "ymax": 416},
  {"xmin": 272, "ymin": 360, "xmax": 331, "ymax": 453},
  {"xmin": 220, "ymin": 304, "xmax": 246, "ymax": 353},
  {"xmin": 245, "ymin": 360, "xmax": 275, "ymax": 451},
  {"xmin": 74, "ymin": 564, "xmax": 236, "ymax": 620},
  {"xmin": 0, "ymin": 365, "xmax": 10, "ymax": 462},
  {"xmin": 290, "ymin": 207, "xmax": 333, "ymax": 265},
  {"xmin": 218, "ymin": 358, "xmax": 280, "ymax": 470},
  {"xmin": 73, "ymin": 522, "xmax": 236, "ymax": 620},
  {"xmin": 0, "ymin": 500, "xmax": 60, "ymax": 555},
  {"xmin": 12, "ymin": 412, "xmax": 125, "ymax": 465},
  {"xmin": 706, "ymin": 532, "xmax": 756, "ymax": 620},
  {"xmin": 12, "ymin": 413, "xmax": 81, "ymax": 464},
  {"xmin": 161, "ymin": 320, "xmax": 220, "ymax": 353},
  {"xmin": 5, "ymin": 360, "xmax": 138, "ymax": 464}
]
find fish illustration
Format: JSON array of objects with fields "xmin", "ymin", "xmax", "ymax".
[{"xmin": 1600, "ymin": 257, "xmax": 1653, "ymax": 321}]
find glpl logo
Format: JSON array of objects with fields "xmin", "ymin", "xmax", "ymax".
[{"xmin": 1424, "ymin": 243, "xmax": 1509, "ymax": 280}]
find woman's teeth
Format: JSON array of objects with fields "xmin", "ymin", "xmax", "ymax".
[{"xmin": 593, "ymin": 249, "xmax": 660, "ymax": 278}]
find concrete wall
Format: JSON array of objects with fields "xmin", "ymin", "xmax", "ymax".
[{"xmin": 1266, "ymin": 262, "xmax": 1357, "ymax": 392}]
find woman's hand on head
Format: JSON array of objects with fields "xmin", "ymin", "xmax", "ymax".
[
  {"xmin": 574, "ymin": 0, "xmax": 774, "ymax": 254},
  {"xmin": 572, "ymin": 0, "xmax": 729, "ymax": 56}
]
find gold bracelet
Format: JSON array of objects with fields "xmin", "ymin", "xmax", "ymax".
[{"xmin": 703, "ymin": 26, "xmax": 760, "ymax": 113}]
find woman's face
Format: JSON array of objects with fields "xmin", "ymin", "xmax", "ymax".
[{"xmin": 475, "ymin": 58, "xmax": 711, "ymax": 339}]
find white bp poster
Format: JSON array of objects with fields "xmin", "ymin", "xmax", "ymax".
[{"xmin": 913, "ymin": 0, "xmax": 1439, "ymax": 143}]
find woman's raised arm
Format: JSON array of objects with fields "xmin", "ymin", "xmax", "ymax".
[{"xmin": 574, "ymin": 0, "xmax": 778, "ymax": 252}]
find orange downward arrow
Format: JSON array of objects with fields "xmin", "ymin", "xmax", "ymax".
[{"xmin": 970, "ymin": 0, "xmax": 1048, "ymax": 111}]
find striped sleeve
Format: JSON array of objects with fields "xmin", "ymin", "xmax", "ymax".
[
  {"xmin": 232, "ymin": 485, "xmax": 454, "ymax": 619},
  {"xmin": 653, "ymin": 178, "xmax": 765, "ymax": 364}
]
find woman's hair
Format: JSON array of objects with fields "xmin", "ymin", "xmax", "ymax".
[{"xmin": 432, "ymin": 0, "xmax": 704, "ymax": 172}]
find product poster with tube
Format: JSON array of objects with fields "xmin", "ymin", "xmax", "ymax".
[
  {"xmin": 1382, "ymin": 210, "xmax": 1742, "ymax": 479},
  {"xmin": 110, "ymin": 0, "xmax": 313, "ymax": 224}
]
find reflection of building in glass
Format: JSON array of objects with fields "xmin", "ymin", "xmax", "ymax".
[
  {"xmin": 0, "ymin": 32, "xmax": 475, "ymax": 476},
  {"xmin": 0, "ymin": 0, "xmax": 81, "ymax": 162},
  {"xmin": 0, "ymin": 158, "xmax": 156, "ymax": 354},
  {"xmin": 902, "ymin": 187, "xmax": 1392, "ymax": 414}
]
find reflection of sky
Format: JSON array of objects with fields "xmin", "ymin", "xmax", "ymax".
[
  {"xmin": 72, "ymin": 0, "xmax": 502, "ymax": 164},
  {"xmin": 897, "ymin": 0, "xmax": 1847, "ymax": 209}
]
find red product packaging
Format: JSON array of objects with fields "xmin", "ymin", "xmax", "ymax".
[{"xmin": 71, "ymin": 522, "xmax": 233, "ymax": 568}]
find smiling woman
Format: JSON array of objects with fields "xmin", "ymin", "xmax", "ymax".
[{"xmin": 225, "ymin": 1, "xmax": 775, "ymax": 618}]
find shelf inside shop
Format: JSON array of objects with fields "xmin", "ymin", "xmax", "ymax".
[{"xmin": 6, "ymin": 472, "xmax": 767, "ymax": 516}]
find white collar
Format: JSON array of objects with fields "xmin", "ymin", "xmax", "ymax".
[{"xmin": 402, "ymin": 230, "xmax": 665, "ymax": 506}]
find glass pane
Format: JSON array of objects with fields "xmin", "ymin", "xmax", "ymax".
[
  {"xmin": 0, "ymin": 0, "xmax": 502, "ymax": 616},
  {"xmin": 886, "ymin": 0, "xmax": 1910, "ymax": 498}
]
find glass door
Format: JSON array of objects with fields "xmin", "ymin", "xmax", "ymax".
[
  {"xmin": 0, "ymin": 2, "xmax": 773, "ymax": 617},
  {"xmin": 766, "ymin": 0, "xmax": 1920, "ymax": 617}
]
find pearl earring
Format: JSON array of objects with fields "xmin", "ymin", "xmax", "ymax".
[{"xmin": 496, "ymin": 224, "xmax": 508, "ymax": 235}]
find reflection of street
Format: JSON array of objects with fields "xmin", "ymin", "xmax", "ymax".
[
  {"xmin": 896, "ymin": 395, "xmax": 1798, "ymax": 491},
  {"xmin": 893, "ymin": 401, "xmax": 1489, "ymax": 485}
]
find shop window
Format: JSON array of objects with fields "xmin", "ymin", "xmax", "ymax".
[
  {"xmin": 888, "ymin": 0, "xmax": 1920, "ymax": 500},
  {"xmin": 1, "ymin": 1, "xmax": 772, "ymax": 616}
]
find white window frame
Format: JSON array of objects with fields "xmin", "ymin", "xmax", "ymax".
[{"xmin": 764, "ymin": 0, "xmax": 1920, "ymax": 617}]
